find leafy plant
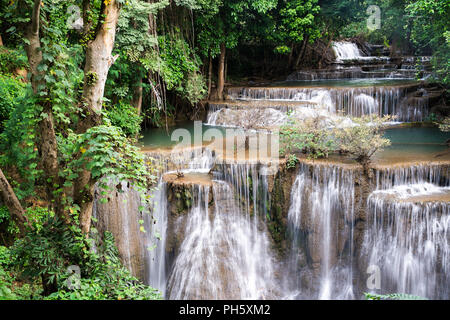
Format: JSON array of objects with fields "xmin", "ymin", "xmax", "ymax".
[
  {"xmin": 0, "ymin": 47, "xmax": 28, "ymax": 75},
  {"xmin": 280, "ymin": 115, "xmax": 336, "ymax": 159},
  {"xmin": 0, "ymin": 73, "xmax": 26, "ymax": 128},
  {"xmin": 364, "ymin": 292, "xmax": 428, "ymax": 300},
  {"xmin": 104, "ymin": 102, "xmax": 143, "ymax": 137},
  {"xmin": 335, "ymin": 115, "xmax": 392, "ymax": 171},
  {"xmin": 47, "ymin": 231, "xmax": 161, "ymax": 300}
]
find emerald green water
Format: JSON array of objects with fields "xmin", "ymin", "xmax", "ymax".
[
  {"xmin": 140, "ymin": 121, "xmax": 227, "ymax": 149},
  {"xmin": 141, "ymin": 122, "xmax": 449, "ymax": 162}
]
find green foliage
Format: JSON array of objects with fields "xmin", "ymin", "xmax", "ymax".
[
  {"xmin": 0, "ymin": 74, "xmax": 26, "ymax": 128},
  {"xmin": 280, "ymin": 116, "xmax": 336, "ymax": 159},
  {"xmin": 0, "ymin": 91, "xmax": 40, "ymax": 200},
  {"xmin": 0, "ymin": 246, "xmax": 10, "ymax": 266},
  {"xmin": 285, "ymin": 153, "xmax": 299, "ymax": 169},
  {"xmin": 59, "ymin": 124, "xmax": 156, "ymax": 205},
  {"xmin": 11, "ymin": 216, "xmax": 83, "ymax": 285},
  {"xmin": 0, "ymin": 206, "xmax": 18, "ymax": 235},
  {"xmin": 274, "ymin": 0, "xmax": 321, "ymax": 45},
  {"xmin": 364, "ymin": 292, "xmax": 428, "ymax": 300},
  {"xmin": 9, "ymin": 216, "xmax": 160, "ymax": 300},
  {"xmin": 406, "ymin": 0, "xmax": 450, "ymax": 84},
  {"xmin": 142, "ymin": 34, "xmax": 206, "ymax": 104},
  {"xmin": 47, "ymin": 231, "xmax": 161, "ymax": 300},
  {"xmin": 105, "ymin": 102, "xmax": 143, "ymax": 137},
  {"xmin": 0, "ymin": 47, "xmax": 28, "ymax": 75}
]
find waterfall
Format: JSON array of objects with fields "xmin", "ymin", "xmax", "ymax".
[
  {"xmin": 222, "ymin": 85, "xmax": 427, "ymax": 122},
  {"xmin": 362, "ymin": 164, "xmax": 450, "ymax": 299},
  {"xmin": 167, "ymin": 181, "xmax": 278, "ymax": 299},
  {"xmin": 363, "ymin": 187, "xmax": 450, "ymax": 299},
  {"xmin": 374, "ymin": 164, "xmax": 449, "ymax": 190},
  {"xmin": 352, "ymin": 93, "xmax": 379, "ymax": 116},
  {"xmin": 332, "ymin": 41, "xmax": 363, "ymax": 60},
  {"xmin": 285, "ymin": 163, "xmax": 356, "ymax": 300},
  {"xmin": 145, "ymin": 179, "xmax": 168, "ymax": 296}
]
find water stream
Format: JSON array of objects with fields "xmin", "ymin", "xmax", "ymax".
[{"xmin": 96, "ymin": 41, "xmax": 449, "ymax": 300}]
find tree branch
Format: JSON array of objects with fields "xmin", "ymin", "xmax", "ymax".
[{"xmin": 0, "ymin": 168, "xmax": 32, "ymax": 235}]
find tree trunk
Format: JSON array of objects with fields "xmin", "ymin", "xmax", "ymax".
[
  {"xmin": 75, "ymin": 1, "xmax": 121, "ymax": 235},
  {"xmin": 24, "ymin": 0, "xmax": 61, "ymax": 217},
  {"xmin": 24, "ymin": 0, "xmax": 43, "ymax": 94},
  {"xmin": 224, "ymin": 55, "xmax": 227, "ymax": 85},
  {"xmin": 295, "ymin": 36, "xmax": 309, "ymax": 68},
  {"xmin": 132, "ymin": 77, "xmax": 143, "ymax": 116},
  {"xmin": 81, "ymin": 1, "xmax": 120, "ymax": 115},
  {"xmin": 217, "ymin": 43, "xmax": 226, "ymax": 100},
  {"xmin": 0, "ymin": 168, "xmax": 31, "ymax": 235},
  {"xmin": 0, "ymin": 34, "xmax": 3, "ymax": 46},
  {"xmin": 208, "ymin": 54, "xmax": 212, "ymax": 99},
  {"xmin": 287, "ymin": 44, "xmax": 294, "ymax": 70},
  {"xmin": 82, "ymin": 0, "xmax": 95, "ymax": 37}
]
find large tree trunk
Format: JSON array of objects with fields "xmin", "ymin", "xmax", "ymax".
[
  {"xmin": 0, "ymin": 168, "xmax": 31, "ymax": 235},
  {"xmin": 217, "ymin": 43, "xmax": 226, "ymax": 100},
  {"xmin": 24, "ymin": 0, "xmax": 43, "ymax": 94},
  {"xmin": 75, "ymin": 1, "xmax": 121, "ymax": 234},
  {"xmin": 81, "ymin": 1, "xmax": 120, "ymax": 116},
  {"xmin": 24, "ymin": 0, "xmax": 61, "ymax": 217}
]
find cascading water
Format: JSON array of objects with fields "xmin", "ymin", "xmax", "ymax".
[
  {"xmin": 219, "ymin": 85, "xmax": 427, "ymax": 122},
  {"xmin": 374, "ymin": 164, "xmax": 449, "ymax": 190},
  {"xmin": 144, "ymin": 179, "xmax": 169, "ymax": 296},
  {"xmin": 363, "ymin": 184, "xmax": 450, "ymax": 299},
  {"xmin": 332, "ymin": 41, "xmax": 363, "ymax": 60},
  {"xmin": 167, "ymin": 181, "xmax": 278, "ymax": 299},
  {"xmin": 285, "ymin": 163, "xmax": 356, "ymax": 300},
  {"xmin": 95, "ymin": 36, "xmax": 447, "ymax": 301}
]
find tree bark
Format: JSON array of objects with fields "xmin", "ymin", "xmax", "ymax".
[
  {"xmin": 24, "ymin": 0, "xmax": 61, "ymax": 217},
  {"xmin": 132, "ymin": 77, "xmax": 143, "ymax": 116},
  {"xmin": 208, "ymin": 54, "xmax": 212, "ymax": 99},
  {"xmin": 75, "ymin": 1, "xmax": 121, "ymax": 234},
  {"xmin": 295, "ymin": 36, "xmax": 309, "ymax": 68},
  {"xmin": 0, "ymin": 168, "xmax": 31, "ymax": 235},
  {"xmin": 81, "ymin": 1, "xmax": 120, "ymax": 115},
  {"xmin": 0, "ymin": 34, "xmax": 3, "ymax": 46},
  {"xmin": 82, "ymin": 0, "xmax": 95, "ymax": 37},
  {"xmin": 24, "ymin": 0, "xmax": 43, "ymax": 94},
  {"xmin": 217, "ymin": 43, "xmax": 226, "ymax": 100}
]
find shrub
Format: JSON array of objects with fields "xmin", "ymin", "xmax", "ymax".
[
  {"xmin": 104, "ymin": 102, "xmax": 143, "ymax": 137},
  {"xmin": 335, "ymin": 115, "xmax": 392, "ymax": 171},
  {"xmin": 0, "ymin": 74, "xmax": 26, "ymax": 128},
  {"xmin": 280, "ymin": 115, "xmax": 336, "ymax": 160},
  {"xmin": 10, "ymin": 215, "xmax": 161, "ymax": 300},
  {"xmin": 0, "ymin": 47, "xmax": 28, "ymax": 75}
]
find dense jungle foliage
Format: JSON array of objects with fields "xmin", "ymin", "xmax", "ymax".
[{"xmin": 0, "ymin": 0, "xmax": 448, "ymax": 300}]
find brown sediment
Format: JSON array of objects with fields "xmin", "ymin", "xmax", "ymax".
[
  {"xmin": 398, "ymin": 191, "xmax": 450, "ymax": 203},
  {"xmin": 163, "ymin": 173, "xmax": 213, "ymax": 187}
]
